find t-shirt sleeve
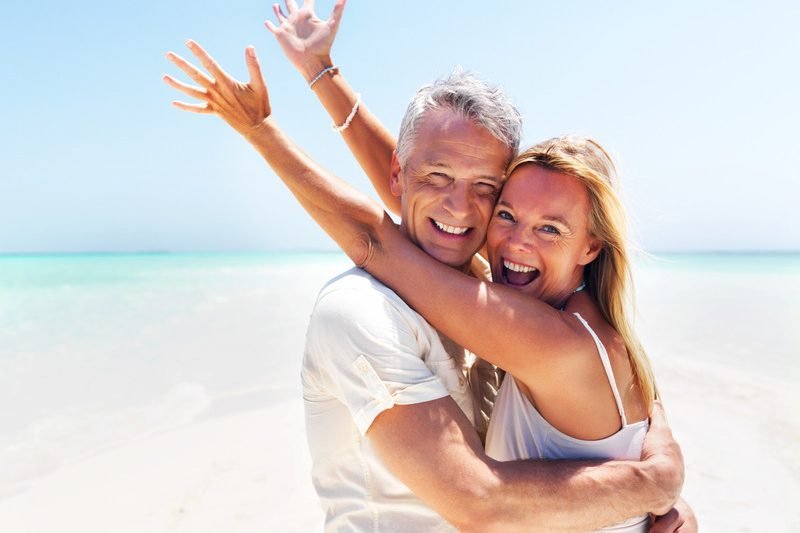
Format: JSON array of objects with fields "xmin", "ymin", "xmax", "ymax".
[{"xmin": 304, "ymin": 285, "xmax": 449, "ymax": 436}]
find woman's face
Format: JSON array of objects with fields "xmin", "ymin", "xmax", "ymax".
[{"xmin": 487, "ymin": 164, "xmax": 601, "ymax": 307}]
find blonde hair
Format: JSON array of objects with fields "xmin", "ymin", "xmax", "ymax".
[{"xmin": 506, "ymin": 135, "xmax": 657, "ymax": 407}]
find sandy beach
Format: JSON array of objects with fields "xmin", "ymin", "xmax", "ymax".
[{"xmin": 0, "ymin": 253, "xmax": 797, "ymax": 532}]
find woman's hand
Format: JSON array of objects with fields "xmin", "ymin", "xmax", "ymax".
[
  {"xmin": 650, "ymin": 498, "xmax": 698, "ymax": 532},
  {"xmin": 163, "ymin": 41, "xmax": 271, "ymax": 138},
  {"xmin": 265, "ymin": 0, "xmax": 347, "ymax": 81}
]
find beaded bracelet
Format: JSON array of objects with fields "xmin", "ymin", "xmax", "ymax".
[
  {"xmin": 332, "ymin": 93, "xmax": 361, "ymax": 133},
  {"xmin": 308, "ymin": 65, "xmax": 339, "ymax": 89}
]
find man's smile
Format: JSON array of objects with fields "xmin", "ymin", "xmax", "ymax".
[{"xmin": 431, "ymin": 218, "xmax": 472, "ymax": 237}]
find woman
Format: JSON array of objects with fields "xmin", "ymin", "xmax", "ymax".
[{"xmin": 480, "ymin": 141, "xmax": 653, "ymax": 533}]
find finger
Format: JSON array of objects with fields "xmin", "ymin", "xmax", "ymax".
[
  {"xmin": 285, "ymin": 0, "xmax": 298, "ymax": 14},
  {"xmin": 185, "ymin": 40, "xmax": 228, "ymax": 82},
  {"xmin": 245, "ymin": 46, "xmax": 268, "ymax": 99},
  {"xmin": 650, "ymin": 508, "xmax": 679, "ymax": 533},
  {"xmin": 305, "ymin": 0, "xmax": 315, "ymax": 10},
  {"xmin": 171, "ymin": 100, "xmax": 214, "ymax": 114},
  {"xmin": 264, "ymin": 19, "xmax": 279, "ymax": 34},
  {"xmin": 273, "ymin": 3, "xmax": 287, "ymax": 23},
  {"xmin": 327, "ymin": 0, "xmax": 346, "ymax": 32},
  {"xmin": 162, "ymin": 74, "xmax": 208, "ymax": 101},
  {"xmin": 165, "ymin": 51, "xmax": 214, "ymax": 88}
]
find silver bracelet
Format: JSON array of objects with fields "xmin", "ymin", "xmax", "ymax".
[
  {"xmin": 332, "ymin": 93, "xmax": 361, "ymax": 133},
  {"xmin": 308, "ymin": 65, "xmax": 338, "ymax": 89}
]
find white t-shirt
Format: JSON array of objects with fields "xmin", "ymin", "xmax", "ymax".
[{"xmin": 302, "ymin": 268, "xmax": 476, "ymax": 532}]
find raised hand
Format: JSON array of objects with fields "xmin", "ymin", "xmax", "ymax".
[
  {"xmin": 163, "ymin": 41, "xmax": 271, "ymax": 137},
  {"xmin": 265, "ymin": 0, "xmax": 347, "ymax": 80}
]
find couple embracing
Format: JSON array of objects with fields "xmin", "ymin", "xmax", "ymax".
[{"xmin": 165, "ymin": 1, "xmax": 696, "ymax": 531}]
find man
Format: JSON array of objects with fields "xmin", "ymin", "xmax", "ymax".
[{"xmin": 164, "ymin": 8, "xmax": 692, "ymax": 533}]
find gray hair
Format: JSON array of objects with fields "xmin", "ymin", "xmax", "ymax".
[{"xmin": 396, "ymin": 68, "xmax": 523, "ymax": 166}]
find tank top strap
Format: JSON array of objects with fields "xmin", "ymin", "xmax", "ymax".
[{"xmin": 572, "ymin": 312, "xmax": 628, "ymax": 427}]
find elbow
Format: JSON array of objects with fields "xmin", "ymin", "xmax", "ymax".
[
  {"xmin": 446, "ymin": 496, "xmax": 497, "ymax": 533},
  {"xmin": 441, "ymin": 465, "xmax": 511, "ymax": 532},
  {"xmin": 452, "ymin": 506, "xmax": 521, "ymax": 533}
]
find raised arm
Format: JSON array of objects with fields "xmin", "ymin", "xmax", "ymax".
[
  {"xmin": 164, "ymin": 41, "xmax": 388, "ymax": 260},
  {"xmin": 266, "ymin": 0, "xmax": 400, "ymax": 214}
]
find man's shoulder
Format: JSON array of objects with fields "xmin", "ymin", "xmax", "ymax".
[
  {"xmin": 307, "ymin": 267, "xmax": 428, "ymax": 344},
  {"xmin": 315, "ymin": 267, "xmax": 407, "ymax": 310}
]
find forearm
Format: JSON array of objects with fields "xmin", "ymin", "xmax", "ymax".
[
  {"xmin": 299, "ymin": 57, "xmax": 400, "ymax": 214},
  {"xmin": 361, "ymin": 225, "xmax": 581, "ymax": 379},
  {"xmin": 478, "ymin": 458, "xmax": 675, "ymax": 532},
  {"xmin": 242, "ymin": 118, "xmax": 388, "ymax": 264},
  {"xmin": 370, "ymin": 399, "xmax": 680, "ymax": 532}
]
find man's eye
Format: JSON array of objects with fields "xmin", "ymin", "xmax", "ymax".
[
  {"xmin": 428, "ymin": 172, "xmax": 451, "ymax": 185},
  {"xmin": 475, "ymin": 182, "xmax": 498, "ymax": 195}
]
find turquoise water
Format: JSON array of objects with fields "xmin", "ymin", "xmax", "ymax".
[
  {"xmin": 0, "ymin": 251, "xmax": 348, "ymax": 289},
  {"xmin": 2, "ymin": 250, "xmax": 795, "ymax": 287},
  {"xmin": 639, "ymin": 252, "xmax": 800, "ymax": 275}
]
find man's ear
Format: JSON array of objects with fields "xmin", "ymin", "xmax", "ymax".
[
  {"xmin": 390, "ymin": 152, "xmax": 403, "ymax": 197},
  {"xmin": 578, "ymin": 238, "xmax": 603, "ymax": 266}
]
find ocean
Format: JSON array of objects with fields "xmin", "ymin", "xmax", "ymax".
[{"xmin": 0, "ymin": 251, "xmax": 798, "ymax": 512}]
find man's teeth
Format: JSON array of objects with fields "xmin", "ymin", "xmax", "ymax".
[
  {"xmin": 433, "ymin": 221, "xmax": 469, "ymax": 235},
  {"xmin": 503, "ymin": 260, "xmax": 537, "ymax": 273}
]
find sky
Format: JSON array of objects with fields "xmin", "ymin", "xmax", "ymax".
[{"xmin": 1, "ymin": 0, "xmax": 798, "ymax": 253}]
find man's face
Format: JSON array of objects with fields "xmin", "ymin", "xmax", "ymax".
[{"xmin": 391, "ymin": 108, "xmax": 512, "ymax": 270}]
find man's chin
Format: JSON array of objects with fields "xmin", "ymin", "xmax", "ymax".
[{"xmin": 423, "ymin": 244, "xmax": 476, "ymax": 271}]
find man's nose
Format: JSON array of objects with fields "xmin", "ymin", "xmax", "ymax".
[{"xmin": 442, "ymin": 181, "xmax": 472, "ymax": 218}]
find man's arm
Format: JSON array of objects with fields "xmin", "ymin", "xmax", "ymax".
[
  {"xmin": 266, "ymin": 0, "xmax": 400, "ymax": 215},
  {"xmin": 368, "ymin": 397, "xmax": 681, "ymax": 532}
]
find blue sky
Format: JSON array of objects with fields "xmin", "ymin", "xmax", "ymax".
[{"xmin": 2, "ymin": 1, "xmax": 798, "ymax": 253}]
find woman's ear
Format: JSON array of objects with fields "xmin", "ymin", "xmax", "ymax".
[{"xmin": 578, "ymin": 238, "xmax": 603, "ymax": 266}]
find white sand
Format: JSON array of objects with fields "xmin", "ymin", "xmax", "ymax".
[
  {"xmin": 1, "ymin": 259, "xmax": 798, "ymax": 532},
  {"xmin": 0, "ymin": 399, "xmax": 323, "ymax": 532}
]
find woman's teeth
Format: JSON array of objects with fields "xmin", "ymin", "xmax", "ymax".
[
  {"xmin": 502, "ymin": 259, "xmax": 539, "ymax": 286},
  {"xmin": 503, "ymin": 260, "xmax": 537, "ymax": 273}
]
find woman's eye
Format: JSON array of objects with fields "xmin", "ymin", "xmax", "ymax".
[
  {"xmin": 540, "ymin": 225, "xmax": 561, "ymax": 235},
  {"xmin": 496, "ymin": 210, "xmax": 515, "ymax": 222}
]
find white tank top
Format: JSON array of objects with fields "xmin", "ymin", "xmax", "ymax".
[{"xmin": 485, "ymin": 312, "xmax": 649, "ymax": 532}]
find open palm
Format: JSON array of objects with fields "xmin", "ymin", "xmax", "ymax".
[{"xmin": 266, "ymin": 0, "xmax": 346, "ymax": 76}]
